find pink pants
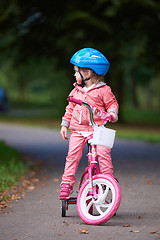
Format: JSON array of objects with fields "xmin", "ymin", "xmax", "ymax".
[{"xmin": 61, "ymin": 131, "xmax": 113, "ymax": 186}]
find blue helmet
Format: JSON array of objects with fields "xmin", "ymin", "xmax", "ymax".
[{"xmin": 70, "ymin": 48, "xmax": 110, "ymax": 75}]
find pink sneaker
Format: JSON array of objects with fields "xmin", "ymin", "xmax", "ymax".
[{"xmin": 59, "ymin": 183, "xmax": 73, "ymax": 200}]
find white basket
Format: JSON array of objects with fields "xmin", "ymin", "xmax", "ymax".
[{"xmin": 92, "ymin": 126, "xmax": 116, "ymax": 148}]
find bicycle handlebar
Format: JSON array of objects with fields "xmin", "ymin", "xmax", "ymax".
[
  {"xmin": 67, "ymin": 97, "xmax": 83, "ymax": 105},
  {"xmin": 67, "ymin": 97, "xmax": 114, "ymax": 125}
]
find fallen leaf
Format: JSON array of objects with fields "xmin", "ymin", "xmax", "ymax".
[
  {"xmin": 31, "ymin": 178, "xmax": 40, "ymax": 183},
  {"xmin": 0, "ymin": 203, "xmax": 8, "ymax": 209},
  {"xmin": 130, "ymin": 230, "xmax": 140, "ymax": 233},
  {"xmin": 52, "ymin": 178, "xmax": 59, "ymax": 183},
  {"xmin": 26, "ymin": 185, "xmax": 36, "ymax": 192},
  {"xmin": 22, "ymin": 180, "xmax": 32, "ymax": 187},
  {"xmin": 149, "ymin": 231, "xmax": 158, "ymax": 234},
  {"xmin": 122, "ymin": 224, "xmax": 131, "ymax": 227},
  {"xmin": 78, "ymin": 228, "xmax": 89, "ymax": 234},
  {"xmin": 11, "ymin": 194, "xmax": 20, "ymax": 200},
  {"xmin": 138, "ymin": 216, "xmax": 143, "ymax": 219},
  {"xmin": 146, "ymin": 179, "xmax": 153, "ymax": 185}
]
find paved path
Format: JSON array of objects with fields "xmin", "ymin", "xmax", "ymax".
[{"xmin": 0, "ymin": 123, "xmax": 160, "ymax": 240}]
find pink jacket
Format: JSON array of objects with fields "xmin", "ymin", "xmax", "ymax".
[{"xmin": 62, "ymin": 82, "xmax": 119, "ymax": 132}]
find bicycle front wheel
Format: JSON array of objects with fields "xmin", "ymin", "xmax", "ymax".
[{"xmin": 77, "ymin": 174, "xmax": 121, "ymax": 225}]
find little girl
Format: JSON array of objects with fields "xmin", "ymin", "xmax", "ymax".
[{"xmin": 59, "ymin": 48, "xmax": 119, "ymax": 200}]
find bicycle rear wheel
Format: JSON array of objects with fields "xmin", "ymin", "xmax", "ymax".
[
  {"xmin": 77, "ymin": 174, "xmax": 121, "ymax": 225},
  {"xmin": 61, "ymin": 200, "xmax": 66, "ymax": 217}
]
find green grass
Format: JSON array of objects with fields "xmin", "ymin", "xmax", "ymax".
[
  {"xmin": 121, "ymin": 107, "xmax": 160, "ymax": 126},
  {"xmin": 115, "ymin": 125, "xmax": 160, "ymax": 143},
  {"xmin": 0, "ymin": 141, "xmax": 28, "ymax": 192},
  {"xmin": 116, "ymin": 107, "xmax": 160, "ymax": 143}
]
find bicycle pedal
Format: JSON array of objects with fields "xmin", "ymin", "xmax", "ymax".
[{"xmin": 67, "ymin": 197, "xmax": 77, "ymax": 204}]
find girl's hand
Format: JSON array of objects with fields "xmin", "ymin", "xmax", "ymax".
[
  {"xmin": 60, "ymin": 126, "xmax": 69, "ymax": 140},
  {"xmin": 109, "ymin": 112, "xmax": 118, "ymax": 123}
]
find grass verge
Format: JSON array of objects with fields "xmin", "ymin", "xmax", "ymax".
[
  {"xmin": 115, "ymin": 125, "xmax": 160, "ymax": 143},
  {"xmin": 0, "ymin": 141, "xmax": 28, "ymax": 192}
]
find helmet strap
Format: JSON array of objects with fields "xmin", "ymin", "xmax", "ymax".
[
  {"xmin": 78, "ymin": 69, "xmax": 94, "ymax": 87},
  {"xmin": 78, "ymin": 70, "xmax": 85, "ymax": 87},
  {"xmin": 83, "ymin": 71, "xmax": 94, "ymax": 82}
]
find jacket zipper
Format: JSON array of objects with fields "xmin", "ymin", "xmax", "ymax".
[{"xmin": 84, "ymin": 92, "xmax": 90, "ymax": 131}]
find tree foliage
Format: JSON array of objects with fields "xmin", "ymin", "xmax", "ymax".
[{"xmin": 0, "ymin": 0, "xmax": 160, "ymax": 110}]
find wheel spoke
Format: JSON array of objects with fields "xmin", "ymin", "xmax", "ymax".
[
  {"xmin": 95, "ymin": 204, "xmax": 104, "ymax": 215},
  {"xmin": 100, "ymin": 202, "xmax": 112, "ymax": 209},
  {"xmin": 85, "ymin": 195, "xmax": 92, "ymax": 201},
  {"xmin": 94, "ymin": 201, "xmax": 112, "ymax": 215},
  {"xmin": 96, "ymin": 183, "xmax": 110, "ymax": 203}
]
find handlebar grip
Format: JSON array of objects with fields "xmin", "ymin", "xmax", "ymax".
[
  {"xmin": 67, "ymin": 97, "xmax": 83, "ymax": 105},
  {"xmin": 110, "ymin": 114, "xmax": 114, "ymax": 122}
]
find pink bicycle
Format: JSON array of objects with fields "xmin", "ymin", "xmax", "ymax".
[{"xmin": 61, "ymin": 97, "xmax": 121, "ymax": 225}]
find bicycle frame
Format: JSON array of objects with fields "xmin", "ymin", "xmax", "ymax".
[
  {"xmin": 67, "ymin": 97, "xmax": 113, "ymax": 199},
  {"xmin": 78, "ymin": 136, "xmax": 100, "ymax": 200}
]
